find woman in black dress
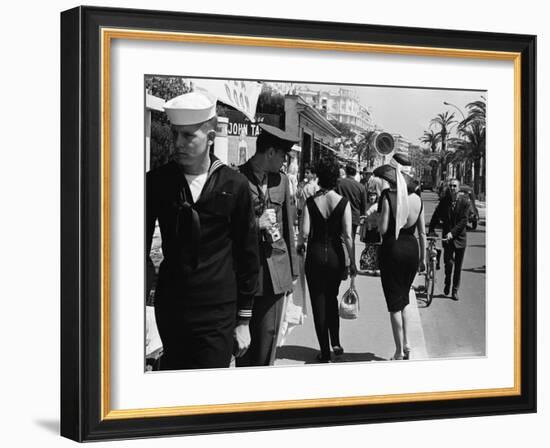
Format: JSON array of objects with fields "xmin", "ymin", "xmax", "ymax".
[
  {"xmin": 297, "ymin": 155, "xmax": 356, "ymax": 363},
  {"xmin": 374, "ymin": 162, "xmax": 426, "ymax": 361}
]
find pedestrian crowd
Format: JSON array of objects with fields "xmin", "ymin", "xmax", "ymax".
[{"xmin": 146, "ymin": 91, "xmax": 471, "ymax": 369}]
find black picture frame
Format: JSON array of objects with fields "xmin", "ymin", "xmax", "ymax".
[{"xmin": 61, "ymin": 5, "xmax": 536, "ymax": 442}]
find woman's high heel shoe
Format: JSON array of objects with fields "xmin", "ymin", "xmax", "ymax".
[
  {"xmin": 316, "ymin": 353, "xmax": 331, "ymax": 363},
  {"xmin": 403, "ymin": 347, "xmax": 411, "ymax": 360},
  {"xmin": 332, "ymin": 345, "xmax": 344, "ymax": 356}
]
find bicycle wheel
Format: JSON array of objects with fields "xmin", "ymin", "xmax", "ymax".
[
  {"xmin": 424, "ymin": 270, "xmax": 432, "ymax": 306},
  {"xmin": 425, "ymin": 260, "xmax": 436, "ymax": 307}
]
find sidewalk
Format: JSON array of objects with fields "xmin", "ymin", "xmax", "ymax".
[
  {"xmin": 148, "ymin": 227, "xmax": 429, "ymax": 366},
  {"xmin": 274, "ymin": 242, "xmax": 428, "ymax": 365}
]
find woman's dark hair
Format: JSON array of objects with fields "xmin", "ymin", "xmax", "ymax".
[
  {"xmin": 345, "ymin": 162, "xmax": 357, "ymax": 177},
  {"xmin": 315, "ymin": 154, "xmax": 340, "ymax": 189}
]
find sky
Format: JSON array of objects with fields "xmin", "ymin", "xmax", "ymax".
[{"xmin": 301, "ymin": 83, "xmax": 485, "ymax": 143}]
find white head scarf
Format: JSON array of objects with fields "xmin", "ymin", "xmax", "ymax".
[{"xmin": 389, "ymin": 158, "xmax": 410, "ymax": 239}]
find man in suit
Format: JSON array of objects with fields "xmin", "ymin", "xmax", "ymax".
[
  {"xmin": 237, "ymin": 124, "xmax": 299, "ymax": 366},
  {"xmin": 146, "ymin": 91, "xmax": 259, "ymax": 370},
  {"xmin": 360, "ymin": 167, "xmax": 373, "ymax": 187},
  {"xmin": 336, "ymin": 161, "xmax": 367, "ymax": 258},
  {"xmin": 428, "ymin": 178, "xmax": 470, "ymax": 300}
]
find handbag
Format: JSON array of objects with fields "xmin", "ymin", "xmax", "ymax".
[
  {"xmin": 363, "ymin": 228, "xmax": 382, "ymax": 244},
  {"xmin": 360, "ymin": 212, "xmax": 381, "ymax": 244},
  {"xmin": 339, "ymin": 277, "xmax": 360, "ymax": 319}
]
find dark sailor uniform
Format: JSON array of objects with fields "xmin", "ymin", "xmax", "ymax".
[{"xmin": 146, "ymin": 156, "xmax": 259, "ymax": 370}]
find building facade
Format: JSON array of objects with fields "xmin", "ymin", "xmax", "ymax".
[
  {"xmin": 284, "ymin": 95, "xmax": 342, "ymax": 179},
  {"xmin": 293, "ymin": 85, "xmax": 374, "ymax": 135},
  {"xmin": 392, "ymin": 133, "xmax": 412, "ymax": 154}
]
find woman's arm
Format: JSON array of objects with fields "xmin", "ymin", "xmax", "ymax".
[
  {"xmin": 297, "ymin": 201, "xmax": 310, "ymax": 254},
  {"xmin": 416, "ymin": 200, "xmax": 427, "ymax": 271},
  {"xmin": 378, "ymin": 196, "xmax": 390, "ymax": 236},
  {"xmin": 341, "ymin": 203, "xmax": 356, "ymax": 275},
  {"xmin": 364, "ymin": 204, "xmax": 376, "ymax": 217}
]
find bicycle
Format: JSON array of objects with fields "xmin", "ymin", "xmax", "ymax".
[{"xmin": 423, "ymin": 233, "xmax": 443, "ymax": 307}]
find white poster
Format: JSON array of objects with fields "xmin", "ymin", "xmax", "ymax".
[{"xmin": 192, "ymin": 78, "xmax": 263, "ymax": 120}]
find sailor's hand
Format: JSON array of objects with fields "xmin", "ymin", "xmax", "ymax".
[
  {"xmin": 259, "ymin": 209, "xmax": 276, "ymax": 230},
  {"xmin": 233, "ymin": 323, "xmax": 251, "ymax": 358}
]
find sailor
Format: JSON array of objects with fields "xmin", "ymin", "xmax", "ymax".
[{"xmin": 146, "ymin": 91, "xmax": 260, "ymax": 370}]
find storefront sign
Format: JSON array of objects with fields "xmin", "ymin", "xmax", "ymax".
[{"xmin": 224, "ymin": 111, "xmax": 282, "ymax": 137}]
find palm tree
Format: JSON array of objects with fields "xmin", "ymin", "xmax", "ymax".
[
  {"xmin": 419, "ymin": 130, "xmax": 442, "ymax": 185},
  {"xmin": 431, "ymin": 111, "xmax": 456, "ymax": 153},
  {"xmin": 420, "ymin": 130, "xmax": 441, "ymax": 153},
  {"xmin": 452, "ymin": 98, "xmax": 487, "ymax": 195},
  {"xmin": 431, "ymin": 111, "xmax": 456, "ymax": 180},
  {"xmin": 354, "ymin": 134, "xmax": 377, "ymax": 168},
  {"xmin": 455, "ymin": 122, "xmax": 486, "ymax": 194},
  {"xmin": 458, "ymin": 99, "xmax": 486, "ymax": 130}
]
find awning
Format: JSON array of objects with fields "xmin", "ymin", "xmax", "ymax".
[
  {"xmin": 146, "ymin": 93, "xmax": 165, "ymax": 112},
  {"xmin": 321, "ymin": 142, "xmax": 338, "ymax": 153}
]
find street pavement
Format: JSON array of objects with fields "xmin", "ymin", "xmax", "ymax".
[
  {"xmin": 418, "ymin": 191, "xmax": 486, "ymax": 359},
  {"xmin": 148, "ymin": 190, "xmax": 486, "ymax": 366},
  {"xmin": 274, "ymin": 190, "xmax": 486, "ymax": 365}
]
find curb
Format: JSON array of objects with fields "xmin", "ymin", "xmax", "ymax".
[{"xmin": 407, "ymin": 287, "xmax": 429, "ymax": 360}]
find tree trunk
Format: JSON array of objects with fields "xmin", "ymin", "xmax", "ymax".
[
  {"xmin": 473, "ymin": 158, "xmax": 481, "ymax": 195},
  {"xmin": 440, "ymin": 157, "xmax": 446, "ymax": 181},
  {"xmin": 480, "ymin": 155, "xmax": 485, "ymax": 196}
]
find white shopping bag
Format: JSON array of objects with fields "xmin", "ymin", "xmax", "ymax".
[
  {"xmin": 277, "ymin": 291, "xmax": 307, "ymax": 347},
  {"xmin": 145, "ymin": 306, "xmax": 163, "ymax": 357}
]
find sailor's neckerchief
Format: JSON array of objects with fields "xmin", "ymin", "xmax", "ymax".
[{"xmin": 173, "ymin": 155, "xmax": 225, "ymax": 269}]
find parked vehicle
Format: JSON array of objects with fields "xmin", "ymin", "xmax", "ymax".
[{"xmin": 420, "ymin": 169, "xmax": 434, "ymax": 191}]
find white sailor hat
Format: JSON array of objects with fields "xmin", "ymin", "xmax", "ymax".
[{"xmin": 163, "ymin": 91, "xmax": 216, "ymax": 126}]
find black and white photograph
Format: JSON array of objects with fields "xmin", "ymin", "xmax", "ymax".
[
  {"xmin": 53, "ymin": 3, "xmax": 537, "ymax": 443},
  {"xmin": 144, "ymin": 76, "xmax": 487, "ymax": 371}
]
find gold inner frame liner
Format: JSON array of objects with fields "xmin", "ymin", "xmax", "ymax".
[{"xmin": 100, "ymin": 28, "xmax": 522, "ymax": 420}]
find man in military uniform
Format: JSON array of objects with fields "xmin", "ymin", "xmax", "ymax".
[
  {"xmin": 236, "ymin": 124, "xmax": 299, "ymax": 366},
  {"xmin": 146, "ymin": 91, "xmax": 260, "ymax": 370},
  {"xmin": 428, "ymin": 178, "xmax": 470, "ymax": 300}
]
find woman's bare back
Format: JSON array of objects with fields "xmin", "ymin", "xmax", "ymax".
[
  {"xmin": 313, "ymin": 190, "xmax": 344, "ymax": 219},
  {"xmin": 386, "ymin": 191, "xmax": 422, "ymax": 228}
]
